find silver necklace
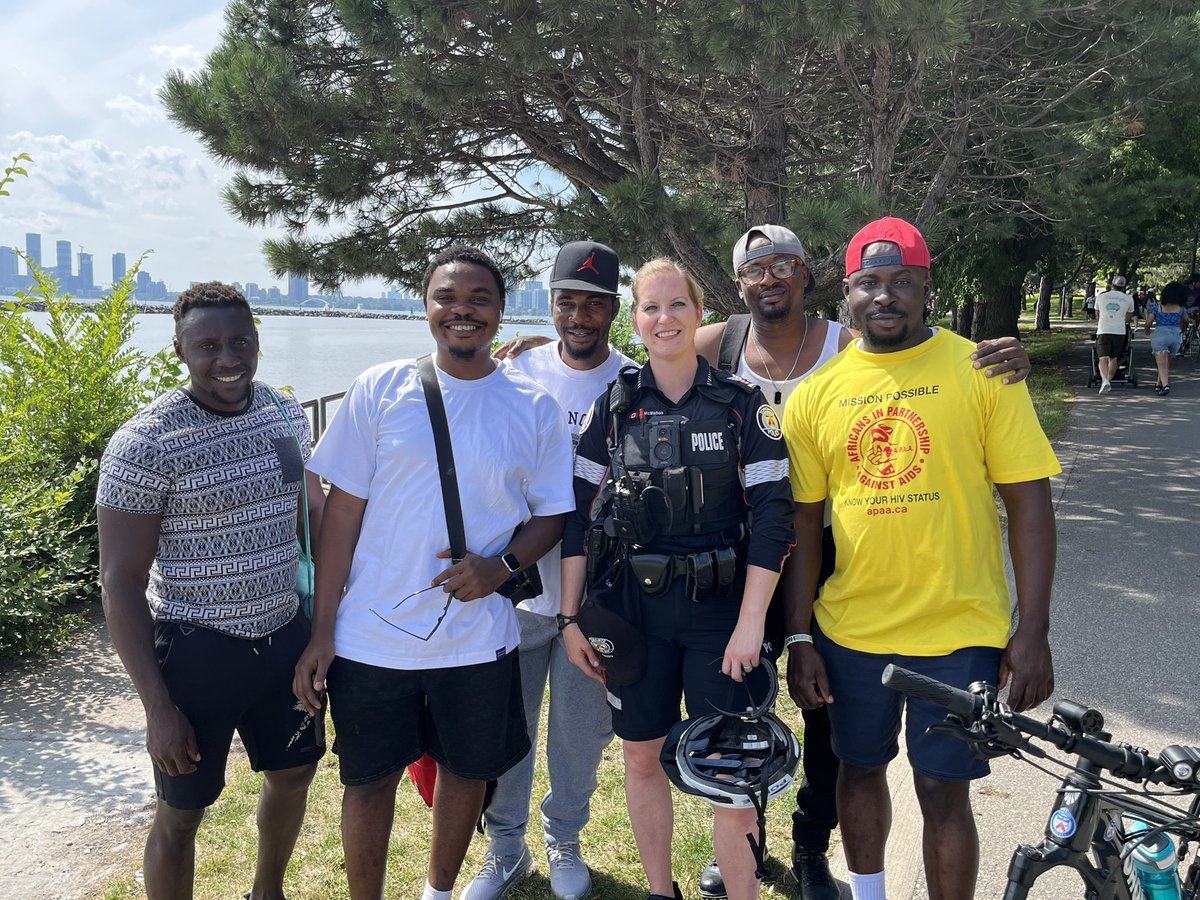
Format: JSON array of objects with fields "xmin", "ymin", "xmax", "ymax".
[{"xmin": 750, "ymin": 318, "xmax": 808, "ymax": 406}]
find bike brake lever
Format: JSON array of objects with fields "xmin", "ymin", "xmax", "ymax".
[{"xmin": 926, "ymin": 721, "xmax": 1018, "ymax": 760}]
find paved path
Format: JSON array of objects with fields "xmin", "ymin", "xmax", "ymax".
[{"xmin": 0, "ymin": 611, "xmax": 152, "ymax": 899}]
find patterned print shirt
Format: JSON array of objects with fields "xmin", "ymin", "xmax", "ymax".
[{"xmin": 97, "ymin": 383, "xmax": 310, "ymax": 639}]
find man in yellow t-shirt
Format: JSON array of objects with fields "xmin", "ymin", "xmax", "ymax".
[{"xmin": 780, "ymin": 217, "xmax": 1060, "ymax": 900}]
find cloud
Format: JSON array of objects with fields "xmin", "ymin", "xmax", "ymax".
[
  {"xmin": 56, "ymin": 182, "xmax": 106, "ymax": 210},
  {"xmin": 104, "ymin": 95, "xmax": 164, "ymax": 128},
  {"xmin": 151, "ymin": 44, "xmax": 206, "ymax": 74}
]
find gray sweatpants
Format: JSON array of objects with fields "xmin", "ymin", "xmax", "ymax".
[{"xmin": 482, "ymin": 608, "xmax": 614, "ymax": 855}]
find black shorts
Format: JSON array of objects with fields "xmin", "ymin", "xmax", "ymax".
[
  {"xmin": 1096, "ymin": 333, "xmax": 1126, "ymax": 358},
  {"xmin": 606, "ymin": 579, "xmax": 769, "ymax": 742},
  {"xmin": 153, "ymin": 613, "xmax": 325, "ymax": 810},
  {"xmin": 326, "ymin": 653, "xmax": 529, "ymax": 785}
]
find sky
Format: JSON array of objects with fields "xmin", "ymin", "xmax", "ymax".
[{"xmin": 1, "ymin": 0, "xmax": 389, "ymax": 295}]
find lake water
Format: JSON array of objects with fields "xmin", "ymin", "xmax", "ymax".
[{"xmin": 21, "ymin": 310, "xmax": 559, "ymax": 403}]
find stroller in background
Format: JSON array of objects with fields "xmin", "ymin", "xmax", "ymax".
[{"xmin": 1087, "ymin": 326, "xmax": 1138, "ymax": 389}]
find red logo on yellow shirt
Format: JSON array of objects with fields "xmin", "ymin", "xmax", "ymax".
[{"xmin": 846, "ymin": 406, "xmax": 931, "ymax": 490}]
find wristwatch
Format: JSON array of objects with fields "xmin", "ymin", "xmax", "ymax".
[
  {"xmin": 556, "ymin": 614, "xmax": 579, "ymax": 632},
  {"xmin": 500, "ymin": 551, "xmax": 521, "ymax": 573}
]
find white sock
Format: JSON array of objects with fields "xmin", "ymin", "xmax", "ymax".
[
  {"xmin": 420, "ymin": 882, "xmax": 451, "ymax": 900},
  {"xmin": 848, "ymin": 869, "xmax": 887, "ymax": 900}
]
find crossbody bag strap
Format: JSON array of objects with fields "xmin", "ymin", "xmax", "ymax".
[
  {"xmin": 268, "ymin": 387, "xmax": 311, "ymax": 560},
  {"xmin": 417, "ymin": 354, "xmax": 467, "ymax": 561}
]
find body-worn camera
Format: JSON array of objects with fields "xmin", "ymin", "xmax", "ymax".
[{"xmin": 648, "ymin": 416, "xmax": 684, "ymax": 468}]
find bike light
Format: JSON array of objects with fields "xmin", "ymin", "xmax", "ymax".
[{"xmin": 1159, "ymin": 744, "xmax": 1200, "ymax": 785}]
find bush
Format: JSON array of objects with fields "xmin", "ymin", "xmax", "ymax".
[
  {"xmin": 0, "ymin": 250, "xmax": 182, "ymax": 659},
  {"xmin": 0, "ymin": 463, "xmax": 94, "ymax": 658}
]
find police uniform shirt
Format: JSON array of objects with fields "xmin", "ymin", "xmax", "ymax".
[{"xmin": 564, "ymin": 356, "xmax": 793, "ymax": 573}]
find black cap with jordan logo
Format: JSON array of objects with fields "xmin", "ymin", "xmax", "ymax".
[{"xmin": 550, "ymin": 241, "xmax": 620, "ymax": 295}]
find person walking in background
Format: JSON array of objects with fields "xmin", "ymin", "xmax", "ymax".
[
  {"xmin": 97, "ymin": 282, "xmax": 326, "ymax": 900},
  {"xmin": 1145, "ymin": 281, "xmax": 1188, "ymax": 395},
  {"xmin": 1094, "ymin": 275, "xmax": 1134, "ymax": 394},
  {"xmin": 462, "ymin": 241, "xmax": 631, "ymax": 900},
  {"xmin": 292, "ymin": 246, "xmax": 575, "ymax": 900}
]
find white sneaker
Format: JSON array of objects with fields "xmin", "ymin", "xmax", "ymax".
[
  {"xmin": 1099, "ymin": 381, "xmax": 1112, "ymax": 394},
  {"xmin": 547, "ymin": 841, "xmax": 592, "ymax": 900},
  {"xmin": 461, "ymin": 845, "xmax": 534, "ymax": 900}
]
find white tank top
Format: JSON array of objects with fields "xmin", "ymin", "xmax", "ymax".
[{"xmin": 736, "ymin": 319, "xmax": 846, "ymax": 413}]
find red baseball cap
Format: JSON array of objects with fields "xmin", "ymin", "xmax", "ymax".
[{"xmin": 845, "ymin": 217, "xmax": 931, "ymax": 276}]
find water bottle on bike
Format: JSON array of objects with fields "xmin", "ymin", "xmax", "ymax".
[{"xmin": 1128, "ymin": 817, "xmax": 1184, "ymax": 899}]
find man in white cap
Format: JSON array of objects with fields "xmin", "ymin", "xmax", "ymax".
[{"xmin": 1093, "ymin": 274, "xmax": 1134, "ymax": 394}]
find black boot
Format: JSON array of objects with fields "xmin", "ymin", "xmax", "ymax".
[
  {"xmin": 792, "ymin": 845, "xmax": 839, "ymax": 900},
  {"xmin": 649, "ymin": 881, "xmax": 684, "ymax": 900},
  {"xmin": 698, "ymin": 859, "xmax": 727, "ymax": 899}
]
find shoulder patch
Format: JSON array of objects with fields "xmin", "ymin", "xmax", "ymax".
[
  {"xmin": 713, "ymin": 368, "xmax": 756, "ymax": 392},
  {"xmin": 757, "ymin": 405, "xmax": 783, "ymax": 440}
]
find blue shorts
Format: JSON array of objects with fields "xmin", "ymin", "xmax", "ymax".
[
  {"xmin": 816, "ymin": 631, "xmax": 1001, "ymax": 781},
  {"xmin": 1150, "ymin": 329, "xmax": 1181, "ymax": 355}
]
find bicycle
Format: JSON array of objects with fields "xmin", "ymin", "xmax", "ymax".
[
  {"xmin": 1181, "ymin": 317, "xmax": 1198, "ymax": 358},
  {"xmin": 883, "ymin": 665, "xmax": 1200, "ymax": 899}
]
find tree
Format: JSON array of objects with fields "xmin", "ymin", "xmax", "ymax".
[{"xmin": 163, "ymin": 0, "xmax": 1197, "ymax": 326}]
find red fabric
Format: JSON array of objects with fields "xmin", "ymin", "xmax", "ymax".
[
  {"xmin": 407, "ymin": 753, "xmax": 437, "ymax": 807},
  {"xmin": 845, "ymin": 216, "xmax": 932, "ymax": 275}
]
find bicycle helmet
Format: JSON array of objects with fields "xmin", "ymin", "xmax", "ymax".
[{"xmin": 660, "ymin": 663, "xmax": 800, "ymax": 810}]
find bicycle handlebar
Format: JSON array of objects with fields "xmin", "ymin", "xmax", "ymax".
[
  {"xmin": 881, "ymin": 664, "xmax": 1199, "ymax": 790},
  {"xmin": 881, "ymin": 663, "xmax": 982, "ymax": 720}
]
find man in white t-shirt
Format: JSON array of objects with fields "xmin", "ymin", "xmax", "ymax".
[
  {"xmin": 460, "ymin": 241, "xmax": 635, "ymax": 900},
  {"xmin": 292, "ymin": 246, "xmax": 575, "ymax": 900},
  {"xmin": 1094, "ymin": 274, "xmax": 1134, "ymax": 394}
]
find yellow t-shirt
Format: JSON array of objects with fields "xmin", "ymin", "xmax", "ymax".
[{"xmin": 782, "ymin": 329, "xmax": 1060, "ymax": 656}]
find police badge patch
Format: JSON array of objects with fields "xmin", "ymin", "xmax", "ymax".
[{"xmin": 757, "ymin": 405, "xmax": 783, "ymax": 439}]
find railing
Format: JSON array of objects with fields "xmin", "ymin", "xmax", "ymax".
[{"xmin": 299, "ymin": 392, "xmax": 345, "ymax": 445}]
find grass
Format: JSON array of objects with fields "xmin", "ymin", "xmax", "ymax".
[
  {"xmin": 1015, "ymin": 324, "xmax": 1083, "ymax": 440},
  {"xmin": 97, "ymin": 319, "xmax": 1087, "ymax": 900},
  {"xmin": 99, "ymin": 694, "xmax": 810, "ymax": 900}
]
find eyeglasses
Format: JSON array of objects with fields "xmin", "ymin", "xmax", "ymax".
[
  {"xmin": 737, "ymin": 258, "xmax": 804, "ymax": 286},
  {"xmin": 370, "ymin": 582, "xmax": 454, "ymax": 642}
]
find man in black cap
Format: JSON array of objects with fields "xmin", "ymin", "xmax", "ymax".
[{"xmin": 465, "ymin": 241, "xmax": 635, "ymax": 900}]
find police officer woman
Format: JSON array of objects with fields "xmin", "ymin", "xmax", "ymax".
[{"xmin": 559, "ymin": 258, "xmax": 794, "ymax": 900}]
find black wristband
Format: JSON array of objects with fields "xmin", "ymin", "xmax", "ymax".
[{"xmin": 555, "ymin": 613, "xmax": 579, "ymax": 632}]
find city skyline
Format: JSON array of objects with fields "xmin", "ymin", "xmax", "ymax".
[
  {"xmin": 2, "ymin": 2, "xmax": 565, "ymax": 302},
  {"xmin": 1, "ymin": 1, "xmax": 396, "ymax": 296},
  {"xmin": 1, "ymin": 224, "xmax": 552, "ymax": 315}
]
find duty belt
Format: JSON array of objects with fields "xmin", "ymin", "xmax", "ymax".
[{"xmin": 629, "ymin": 546, "xmax": 740, "ymax": 601}]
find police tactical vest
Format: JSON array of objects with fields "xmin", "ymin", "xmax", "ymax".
[{"xmin": 607, "ymin": 368, "xmax": 750, "ymax": 539}]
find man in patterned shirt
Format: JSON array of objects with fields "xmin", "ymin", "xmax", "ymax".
[{"xmin": 97, "ymin": 282, "xmax": 326, "ymax": 900}]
